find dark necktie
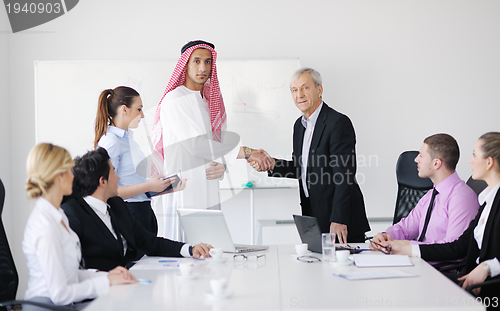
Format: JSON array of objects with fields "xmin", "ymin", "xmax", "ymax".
[
  {"xmin": 107, "ymin": 206, "xmax": 124, "ymax": 254},
  {"xmin": 418, "ymin": 188, "xmax": 439, "ymax": 242}
]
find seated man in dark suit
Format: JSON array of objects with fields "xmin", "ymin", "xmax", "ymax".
[{"xmin": 62, "ymin": 148, "xmax": 212, "ymax": 271}]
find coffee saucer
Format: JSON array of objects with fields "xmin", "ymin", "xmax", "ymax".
[
  {"xmin": 174, "ymin": 272, "xmax": 199, "ymax": 280},
  {"xmin": 329, "ymin": 260, "xmax": 353, "ymax": 267},
  {"xmin": 205, "ymin": 257, "xmax": 228, "ymax": 263},
  {"xmin": 205, "ymin": 290, "xmax": 233, "ymax": 300}
]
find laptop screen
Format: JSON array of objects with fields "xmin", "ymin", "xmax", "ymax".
[
  {"xmin": 178, "ymin": 209, "xmax": 236, "ymax": 252},
  {"xmin": 293, "ymin": 215, "xmax": 322, "ymax": 253}
]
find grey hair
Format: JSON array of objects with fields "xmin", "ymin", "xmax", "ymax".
[{"xmin": 290, "ymin": 67, "xmax": 322, "ymax": 87}]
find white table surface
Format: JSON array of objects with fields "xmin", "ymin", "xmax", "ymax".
[{"xmin": 84, "ymin": 245, "xmax": 485, "ymax": 311}]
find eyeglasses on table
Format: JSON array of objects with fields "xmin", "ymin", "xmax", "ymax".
[
  {"xmin": 297, "ymin": 256, "xmax": 321, "ymax": 263},
  {"xmin": 233, "ymin": 254, "xmax": 266, "ymax": 262}
]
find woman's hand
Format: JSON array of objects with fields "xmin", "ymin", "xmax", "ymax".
[
  {"xmin": 173, "ymin": 178, "xmax": 187, "ymax": 192},
  {"xmin": 147, "ymin": 176, "xmax": 172, "ymax": 192},
  {"xmin": 458, "ymin": 263, "xmax": 489, "ymax": 295},
  {"xmin": 107, "ymin": 266, "xmax": 138, "ymax": 285}
]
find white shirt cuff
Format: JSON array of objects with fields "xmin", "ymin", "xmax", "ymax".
[
  {"xmin": 92, "ymin": 274, "xmax": 110, "ymax": 297},
  {"xmin": 180, "ymin": 244, "xmax": 192, "ymax": 257},
  {"xmin": 411, "ymin": 245, "xmax": 421, "ymax": 258},
  {"xmin": 485, "ymin": 258, "xmax": 500, "ymax": 278}
]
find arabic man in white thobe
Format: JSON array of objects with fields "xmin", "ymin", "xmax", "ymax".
[{"xmin": 151, "ymin": 40, "xmax": 272, "ymax": 241}]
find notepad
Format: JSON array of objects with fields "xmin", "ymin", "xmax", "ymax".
[
  {"xmin": 334, "ymin": 270, "xmax": 417, "ymax": 281},
  {"xmin": 353, "ymin": 254, "xmax": 413, "ymax": 267}
]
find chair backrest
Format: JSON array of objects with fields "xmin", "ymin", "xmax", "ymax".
[
  {"xmin": 0, "ymin": 178, "xmax": 19, "ymax": 308},
  {"xmin": 393, "ymin": 151, "xmax": 434, "ymax": 224},
  {"xmin": 466, "ymin": 176, "xmax": 488, "ymax": 196}
]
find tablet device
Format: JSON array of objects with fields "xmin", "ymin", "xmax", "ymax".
[{"xmin": 146, "ymin": 173, "xmax": 180, "ymax": 197}]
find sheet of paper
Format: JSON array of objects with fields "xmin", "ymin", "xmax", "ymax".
[
  {"xmin": 130, "ymin": 257, "xmax": 206, "ymax": 270},
  {"xmin": 334, "ymin": 270, "xmax": 417, "ymax": 281},
  {"xmin": 353, "ymin": 254, "xmax": 413, "ymax": 267}
]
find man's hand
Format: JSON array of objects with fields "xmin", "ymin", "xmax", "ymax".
[
  {"xmin": 249, "ymin": 149, "xmax": 274, "ymax": 172},
  {"xmin": 382, "ymin": 240, "xmax": 412, "ymax": 255},
  {"xmin": 458, "ymin": 263, "xmax": 489, "ymax": 295},
  {"xmin": 369, "ymin": 232, "xmax": 392, "ymax": 250},
  {"xmin": 330, "ymin": 222, "xmax": 348, "ymax": 244},
  {"xmin": 206, "ymin": 162, "xmax": 226, "ymax": 180},
  {"xmin": 192, "ymin": 243, "xmax": 213, "ymax": 259}
]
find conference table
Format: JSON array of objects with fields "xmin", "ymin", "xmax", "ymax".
[{"xmin": 85, "ymin": 245, "xmax": 486, "ymax": 311}]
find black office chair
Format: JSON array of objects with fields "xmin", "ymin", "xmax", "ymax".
[
  {"xmin": 393, "ymin": 151, "xmax": 433, "ymax": 224},
  {"xmin": 466, "ymin": 176, "xmax": 488, "ymax": 196},
  {"xmin": 0, "ymin": 177, "xmax": 75, "ymax": 311},
  {"xmin": 465, "ymin": 277, "xmax": 500, "ymax": 296}
]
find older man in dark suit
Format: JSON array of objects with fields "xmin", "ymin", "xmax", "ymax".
[
  {"xmin": 252, "ymin": 68, "xmax": 370, "ymax": 243},
  {"xmin": 62, "ymin": 148, "xmax": 211, "ymax": 271}
]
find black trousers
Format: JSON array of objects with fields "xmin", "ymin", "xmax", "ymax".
[
  {"xmin": 300, "ymin": 197, "xmax": 365, "ymax": 243},
  {"xmin": 125, "ymin": 201, "xmax": 158, "ymax": 236}
]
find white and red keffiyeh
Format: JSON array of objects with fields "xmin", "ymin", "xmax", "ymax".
[{"xmin": 151, "ymin": 43, "xmax": 226, "ymax": 176}]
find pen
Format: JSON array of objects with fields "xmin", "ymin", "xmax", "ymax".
[
  {"xmin": 159, "ymin": 260, "xmax": 177, "ymax": 263},
  {"xmin": 137, "ymin": 278, "xmax": 152, "ymax": 284}
]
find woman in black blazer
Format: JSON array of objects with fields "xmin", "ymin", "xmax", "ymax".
[{"xmin": 387, "ymin": 132, "xmax": 500, "ymax": 301}]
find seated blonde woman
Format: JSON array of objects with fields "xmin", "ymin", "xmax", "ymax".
[{"xmin": 22, "ymin": 143, "xmax": 137, "ymax": 311}]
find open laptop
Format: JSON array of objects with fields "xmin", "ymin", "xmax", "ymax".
[
  {"xmin": 294, "ymin": 215, "xmax": 364, "ymax": 254},
  {"xmin": 293, "ymin": 215, "xmax": 322, "ymax": 253},
  {"xmin": 178, "ymin": 209, "xmax": 269, "ymax": 253}
]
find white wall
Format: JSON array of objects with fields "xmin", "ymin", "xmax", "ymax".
[{"xmin": 1, "ymin": 0, "xmax": 500, "ymax": 298}]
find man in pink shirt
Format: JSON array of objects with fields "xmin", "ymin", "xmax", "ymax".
[{"xmin": 371, "ymin": 133, "xmax": 479, "ymax": 249}]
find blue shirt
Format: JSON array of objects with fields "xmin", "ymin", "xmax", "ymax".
[{"xmin": 98, "ymin": 126, "xmax": 149, "ymax": 202}]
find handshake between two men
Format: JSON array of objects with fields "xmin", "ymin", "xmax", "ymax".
[
  {"xmin": 245, "ymin": 148, "xmax": 275, "ymax": 172},
  {"xmin": 205, "ymin": 147, "xmax": 275, "ymax": 181}
]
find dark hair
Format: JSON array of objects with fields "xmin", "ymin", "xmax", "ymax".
[
  {"xmin": 72, "ymin": 148, "xmax": 111, "ymax": 198},
  {"xmin": 423, "ymin": 133, "xmax": 460, "ymax": 171},
  {"xmin": 94, "ymin": 86, "xmax": 140, "ymax": 148},
  {"xmin": 478, "ymin": 132, "xmax": 500, "ymax": 166}
]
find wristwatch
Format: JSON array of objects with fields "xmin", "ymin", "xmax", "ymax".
[
  {"xmin": 189, "ymin": 245, "xmax": 193, "ymax": 257},
  {"xmin": 483, "ymin": 262, "xmax": 491, "ymax": 276},
  {"xmin": 244, "ymin": 147, "xmax": 252, "ymax": 160}
]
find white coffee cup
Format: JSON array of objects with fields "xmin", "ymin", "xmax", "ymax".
[
  {"xmin": 336, "ymin": 250, "xmax": 350, "ymax": 263},
  {"xmin": 295, "ymin": 243, "xmax": 308, "ymax": 257},
  {"xmin": 178, "ymin": 263, "xmax": 194, "ymax": 276},
  {"xmin": 210, "ymin": 278, "xmax": 228, "ymax": 296},
  {"xmin": 209, "ymin": 248, "xmax": 224, "ymax": 260}
]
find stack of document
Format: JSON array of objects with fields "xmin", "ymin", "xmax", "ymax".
[
  {"xmin": 353, "ymin": 254, "xmax": 413, "ymax": 267},
  {"xmin": 334, "ymin": 270, "xmax": 417, "ymax": 281},
  {"xmin": 333, "ymin": 254, "xmax": 417, "ymax": 281}
]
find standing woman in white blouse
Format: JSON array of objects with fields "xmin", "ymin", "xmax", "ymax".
[
  {"xmin": 385, "ymin": 132, "xmax": 500, "ymax": 302},
  {"xmin": 22, "ymin": 143, "xmax": 137, "ymax": 311},
  {"xmin": 95, "ymin": 86, "xmax": 182, "ymax": 235}
]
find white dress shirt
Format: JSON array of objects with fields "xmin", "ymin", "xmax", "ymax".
[
  {"xmin": 412, "ymin": 183, "xmax": 500, "ymax": 278},
  {"xmin": 474, "ymin": 182, "xmax": 500, "ymax": 277},
  {"xmin": 300, "ymin": 102, "xmax": 323, "ymax": 198},
  {"xmin": 23, "ymin": 197, "xmax": 109, "ymax": 305}
]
